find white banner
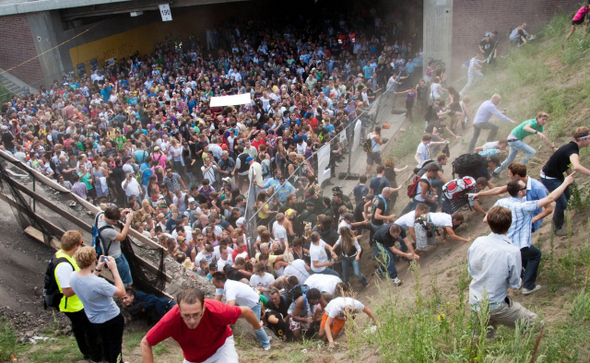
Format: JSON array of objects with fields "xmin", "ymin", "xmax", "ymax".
[
  {"xmin": 159, "ymin": 4, "xmax": 173, "ymax": 22},
  {"xmin": 317, "ymin": 144, "xmax": 331, "ymax": 187},
  {"xmin": 210, "ymin": 93, "xmax": 252, "ymax": 107},
  {"xmin": 352, "ymin": 120, "xmax": 362, "ymax": 152}
]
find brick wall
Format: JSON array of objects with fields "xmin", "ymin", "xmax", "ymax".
[
  {"xmin": 0, "ymin": 14, "xmax": 43, "ymax": 86},
  {"xmin": 451, "ymin": 0, "xmax": 580, "ymax": 81}
]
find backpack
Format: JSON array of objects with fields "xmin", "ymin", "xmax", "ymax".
[
  {"xmin": 452, "ymin": 153, "xmax": 486, "ymax": 178},
  {"xmin": 92, "ymin": 212, "xmax": 115, "ymax": 257},
  {"xmin": 424, "ymin": 105, "xmax": 436, "ymax": 122},
  {"xmin": 407, "ymin": 176, "xmax": 430, "ymax": 198},
  {"xmin": 43, "ymin": 256, "xmax": 72, "ymax": 310},
  {"xmin": 442, "ymin": 176, "xmax": 479, "ymax": 213},
  {"xmin": 283, "ymin": 284, "xmax": 310, "ymax": 307},
  {"xmin": 415, "ymin": 213, "xmax": 437, "ymax": 238},
  {"xmin": 363, "ymin": 134, "xmax": 374, "ymax": 153},
  {"xmin": 413, "ymin": 159, "xmax": 434, "ymax": 175}
]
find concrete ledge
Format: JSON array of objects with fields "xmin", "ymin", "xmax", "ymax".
[{"xmin": 0, "ymin": 0, "xmax": 131, "ymax": 16}]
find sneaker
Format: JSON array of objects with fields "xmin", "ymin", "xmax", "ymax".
[
  {"xmin": 522, "ymin": 285, "xmax": 542, "ymax": 295},
  {"xmin": 392, "ymin": 277, "xmax": 403, "ymax": 286},
  {"xmin": 554, "ymin": 228, "xmax": 567, "ymax": 237}
]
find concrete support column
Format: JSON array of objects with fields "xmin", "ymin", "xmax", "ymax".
[
  {"xmin": 423, "ymin": 0, "xmax": 453, "ymax": 81},
  {"xmin": 26, "ymin": 10, "xmax": 65, "ymax": 88}
]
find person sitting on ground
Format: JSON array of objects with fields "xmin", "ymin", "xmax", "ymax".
[
  {"xmin": 468, "ymin": 206, "xmax": 543, "ymax": 340},
  {"xmin": 250, "ymin": 262, "xmax": 276, "ymax": 300},
  {"xmin": 287, "ymin": 288, "xmax": 326, "ymax": 340},
  {"xmin": 212, "ymin": 271, "xmax": 272, "ymax": 350},
  {"xmin": 411, "ymin": 212, "xmax": 471, "ymax": 254},
  {"xmin": 318, "ymin": 296, "xmax": 378, "ymax": 348},
  {"xmin": 121, "ymin": 287, "xmax": 176, "ymax": 325}
]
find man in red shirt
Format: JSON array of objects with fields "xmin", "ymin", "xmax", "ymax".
[{"xmin": 140, "ymin": 287, "xmax": 264, "ymax": 363}]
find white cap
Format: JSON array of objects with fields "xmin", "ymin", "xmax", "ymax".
[
  {"xmin": 187, "ymin": 197, "xmax": 195, "ymax": 203},
  {"xmin": 236, "ymin": 217, "xmax": 245, "ymax": 227}
]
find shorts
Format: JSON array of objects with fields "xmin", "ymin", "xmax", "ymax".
[
  {"xmin": 573, "ymin": 18, "xmax": 585, "ymax": 25},
  {"xmin": 414, "ymin": 222, "xmax": 436, "ymax": 251},
  {"xmin": 366, "ymin": 151, "xmax": 382, "ymax": 166},
  {"xmin": 288, "ymin": 314, "xmax": 310, "ymax": 331},
  {"xmin": 320, "ymin": 312, "xmax": 346, "ymax": 337}
]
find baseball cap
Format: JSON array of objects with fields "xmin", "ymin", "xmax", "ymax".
[
  {"xmin": 246, "ymin": 157, "xmax": 253, "ymax": 163},
  {"xmin": 187, "ymin": 197, "xmax": 195, "ymax": 203},
  {"xmin": 236, "ymin": 217, "xmax": 245, "ymax": 227}
]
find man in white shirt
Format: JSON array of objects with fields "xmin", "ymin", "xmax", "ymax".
[
  {"xmin": 318, "ymin": 296, "xmax": 377, "ymax": 348},
  {"xmin": 249, "ymin": 262, "xmax": 275, "ymax": 300},
  {"xmin": 121, "ymin": 172, "xmax": 142, "ymax": 200},
  {"xmin": 469, "ymin": 206, "xmax": 541, "ymax": 340},
  {"xmin": 272, "ymin": 214, "xmax": 288, "ymax": 248},
  {"xmin": 468, "ymin": 94, "xmax": 516, "ymax": 153},
  {"xmin": 212, "ymin": 272, "xmax": 271, "ymax": 350},
  {"xmin": 411, "ymin": 212, "xmax": 471, "ymax": 253}
]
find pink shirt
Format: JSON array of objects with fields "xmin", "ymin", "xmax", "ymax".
[{"xmin": 573, "ymin": 6, "xmax": 589, "ymax": 21}]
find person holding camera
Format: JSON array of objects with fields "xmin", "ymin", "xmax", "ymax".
[
  {"xmin": 70, "ymin": 247, "xmax": 126, "ymax": 363},
  {"xmin": 95, "ymin": 205, "xmax": 134, "ymax": 286}
]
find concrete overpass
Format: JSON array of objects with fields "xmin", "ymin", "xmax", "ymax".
[{"xmin": 0, "ymin": 0, "xmax": 581, "ymax": 90}]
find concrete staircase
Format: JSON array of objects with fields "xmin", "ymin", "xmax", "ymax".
[{"xmin": 0, "ymin": 68, "xmax": 38, "ymax": 96}]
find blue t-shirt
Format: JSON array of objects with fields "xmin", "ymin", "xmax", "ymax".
[{"xmin": 370, "ymin": 177, "xmax": 390, "ymax": 196}]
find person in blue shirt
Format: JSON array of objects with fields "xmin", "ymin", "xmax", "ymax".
[
  {"xmin": 274, "ymin": 176, "xmax": 296, "ymax": 203},
  {"xmin": 473, "ymin": 162, "xmax": 551, "ymax": 233},
  {"xmin": 263, "ymin": 170, "xmax": 282, "ymax": 192},
  {"xmin": 121, "ymin": 288, "xmax": 176, "ymax": 324},
  {"xmin": 353, "ymin": 175, "xmax": 369, "ymax": 206}
]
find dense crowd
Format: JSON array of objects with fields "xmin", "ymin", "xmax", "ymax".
[{"xmin": 6, "ymin": 3, "xmax": 590, "ymax": 363}]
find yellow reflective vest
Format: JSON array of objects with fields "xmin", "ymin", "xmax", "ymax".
[{"xmin": 54, "ymin": 251, "xmax": 84, "ymax": 313}]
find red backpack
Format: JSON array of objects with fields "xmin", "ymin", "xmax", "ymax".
[{"xmin": 407, "ymin": 176, "xmax": 430, "ymax": 198}]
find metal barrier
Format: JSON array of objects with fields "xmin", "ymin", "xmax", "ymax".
[{"xmin": 242, "ymin": 82, "xmax": 403, "ymax": 246}]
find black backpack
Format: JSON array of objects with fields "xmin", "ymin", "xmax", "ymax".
[
  {"xmin": 452, "ymin": 153, "xmax": 486, "ymax": 178},
  {"xmin": 43, "ymin": 256, "xmax": 73, "ymax": 310}
]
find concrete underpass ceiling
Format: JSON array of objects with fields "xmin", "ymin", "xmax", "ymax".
[{"xmin": 59, "ymin": 0, "xmax": 251, "ymax": 22}]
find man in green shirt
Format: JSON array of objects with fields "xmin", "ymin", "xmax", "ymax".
[{"xmin": 492, "ymin": 112, "xmax": 556, "ymax": 177}]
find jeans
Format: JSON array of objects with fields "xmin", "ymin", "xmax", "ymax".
[
  {"xmin": 540, "ymin": 177, "xmax": 570, "ymax": 230},
  {"xmin": 251, "ymin": 301, "xmax": 263, "ymax": 322},
  {"xmin": 468, "ymin": 121, "xmax": 499, "ymax": 153},
  {"xmin": 494, "ymin": 139, "xmax": 536, "ymax": 174},
  {"xmin": 254, "ymin": 327, "xmax": 271, "ymax": 349},
  {"xmin": 95, "ymin": 313, "xmax": 125, "ymax": 363},
  {"xmin": 375, "ymin": 242, "xmax": 398, "ymax": 279},
  {"xmin": 317, "ymin": 267, "xmax": 340, "ymax": 277},
  {"xmin": 115, "ymin": 253, "xmax": 133, "ymax": 286},
  {"xmin": 64, "ymin": 310, "xmax": 103, "ymax": 362},
  {"xmin": 341, "ymin": 257, "xmax": 369, "ymax": 286},
  {"xmin": 521, "ymin": 245, "xmax": 542, "ymax": 290},
  {"xmin": 460, "ymin": 71, "xmax": 483, "ymax": 96}
]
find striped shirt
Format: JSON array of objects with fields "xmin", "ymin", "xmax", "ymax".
[{"xmin": 493, "ymin": 197, "xmax": 539, "ymax": 249}]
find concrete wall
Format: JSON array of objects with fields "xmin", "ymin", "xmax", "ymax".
[
  {"xmin": 451, "ymin": 0, "xmax": 580, "ymax": 81},
  {"xmin": 27, "ymin": 11, "xmax": 66, "ymax": 87},
  {"xmin": 0, "ymin": 13, "xmax": 44, "ymax": 87},
  {"xmin": 423, "ymin": 0, "xmax": 454, "ymax": 80}
]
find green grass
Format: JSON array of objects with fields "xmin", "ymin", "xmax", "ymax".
[
  {"xmin": 0, "ymin": 316, "xmax": 17, "ymax": 361},
  {"xmin": 19, "ymin": 335, "xmax": 82, "ymax": 363}
]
